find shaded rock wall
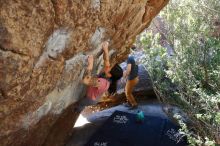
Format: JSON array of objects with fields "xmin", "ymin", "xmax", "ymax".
[{"xmin": 0, "ymin": 0, "xmax": 169, "ymax": 146}]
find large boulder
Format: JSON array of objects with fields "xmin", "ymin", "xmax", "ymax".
[{"xmin": 0, "ymin": 0, "xmax": 169, "ymax": 146}]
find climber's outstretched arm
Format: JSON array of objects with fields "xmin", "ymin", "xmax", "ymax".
[
  {"xmin": 102, "ymin": 41, "xmax": 111, "ymax": 77},
  {"xmin": 102, "ymin": 41, "xmax": 110, "ymax": 68},
  {"xmin": 82, "ymin": 55, "xmax": 99, "ymax": 87}
]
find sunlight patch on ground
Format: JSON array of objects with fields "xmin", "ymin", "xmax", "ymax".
[{"xmin": 74, "ymin": 114, "xmax": 91, "ymax": 128}]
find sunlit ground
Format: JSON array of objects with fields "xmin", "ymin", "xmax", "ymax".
[{"xmin": 74, "ymin": 114, "xmax": 90, "ymax": 128}]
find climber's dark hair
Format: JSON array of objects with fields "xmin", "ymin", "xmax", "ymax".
[{"xmin": 108, "ymin": 64, "xmax": 123, "ymax": 94}]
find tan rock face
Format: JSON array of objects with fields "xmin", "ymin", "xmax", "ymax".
[{"xmin": 0, "ymin": 0, "xmax": 168, "ymax": 145}]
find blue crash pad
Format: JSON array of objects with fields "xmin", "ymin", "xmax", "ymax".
[{"xmin": 85, "ymin": 110, "xmax": 187, "ymax": 146}]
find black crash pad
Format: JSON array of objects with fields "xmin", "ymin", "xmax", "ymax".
[{"xmin": 85, "ymin": 110, "xmax": 187, "ymax": 146}]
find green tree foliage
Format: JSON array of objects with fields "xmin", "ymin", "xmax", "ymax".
[{"xmin": 141, "ymin": 0, "xmax": 220, "ymax": 145}]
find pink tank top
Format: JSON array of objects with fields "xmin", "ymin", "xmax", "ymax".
[{"xmin": 87, "ymin": 78, "xmax": 110, "ymax": 100}]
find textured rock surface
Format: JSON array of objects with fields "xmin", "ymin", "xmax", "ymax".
[{"xmin": 0, "ymin": 0, "xmax": 168, "ymax": 146}]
